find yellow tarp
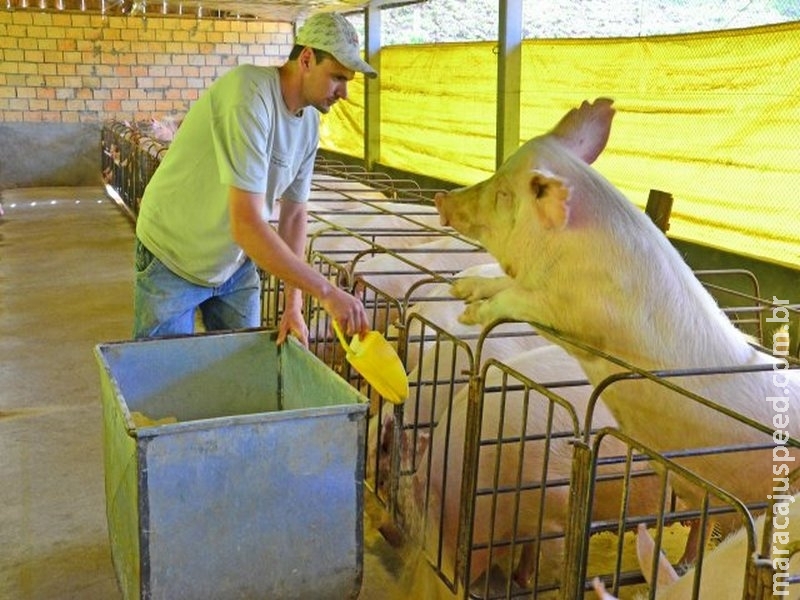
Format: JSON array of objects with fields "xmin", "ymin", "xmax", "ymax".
[{"xmin": 320, "ymin": 22, "xmax": 800, "ymax": 269}]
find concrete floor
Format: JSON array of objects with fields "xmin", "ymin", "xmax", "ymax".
[{"xmin": 0, "ymin": 187, "xmax": 452, "ymax": 600}]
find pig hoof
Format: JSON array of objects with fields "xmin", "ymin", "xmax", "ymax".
[
  {"xmin": 458, "ymin": 302, "xmax": 482, "ymax": 325},
  {"xmin": 451, "ymin": 276, "xmax": 485, "ymax": 301},
  {"xmin": 451, "ymin": 279, "xmax": 471, "ymax": 300}
]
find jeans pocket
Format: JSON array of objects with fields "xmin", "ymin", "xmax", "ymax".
[{"xmin": 135, "ymin": 238, "xmax": 155, "ymax": 273}]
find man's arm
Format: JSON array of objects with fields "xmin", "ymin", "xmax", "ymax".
[
  {"xmin": 228, "ymin": 186, "xmax": 368, "ymax": 343},
  {"xmin": 275, "ymin": 197, "xmax": 308, "ymax": 312},
  {"xmin": 275, "ymin": 198, "xmax": 310, "ymax": 345}
]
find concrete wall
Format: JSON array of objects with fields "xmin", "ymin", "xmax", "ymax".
[
  {"xmin": 0, "ymin": 9, "xmax": 291, "ymax": 188},
  {"xmin": 0, "ymin": 122, "xmax": 100, "ymax": 188}
]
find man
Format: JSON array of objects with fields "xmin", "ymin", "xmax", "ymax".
[{"xmin": 133, "ymin": 12, "xmax": 377, "ymax": 346}]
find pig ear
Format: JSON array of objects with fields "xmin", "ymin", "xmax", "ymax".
[
  {"xmin": 549, "ymin": 98, "xmax": 615, "ymax": 164},
  {"xmin": 531, "ymin": 172, "xmax": 570, "ymax": 230},
  {"xmin": 636, "ymin": 523, "xmax": 680, "ymax": 588}
]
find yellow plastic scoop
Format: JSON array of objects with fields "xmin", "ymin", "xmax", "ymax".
[{"xmin": 332, "ymin": 321, "xmax": 408, "ymax": 404}]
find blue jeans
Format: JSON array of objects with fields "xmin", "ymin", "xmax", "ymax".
[{"xmin": 132, "ymin": 238, "xmax": 261, "ymax": 339}]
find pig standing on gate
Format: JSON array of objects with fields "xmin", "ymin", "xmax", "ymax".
[{"xmin": 433, "ymin": 98, "xmax": 800, "ymax": 573}]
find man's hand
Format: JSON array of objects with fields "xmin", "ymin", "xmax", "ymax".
[
  {"xmin": 276, "ymin": 306, "xmax": 310, "ymax": 347},
  {"xmin": 321, "ymin": 287, "xmax": 369, "ymax": 338}
]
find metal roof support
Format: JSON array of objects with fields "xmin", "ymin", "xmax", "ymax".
[
  {"xmin": 364, "ymin": 3, "xmax": 382, "ymax": 171},
  {"xmin": 495, "ymin": 0, "xmax": 522, "ymax": 168}
]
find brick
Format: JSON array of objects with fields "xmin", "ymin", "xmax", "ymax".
[
  {"xmin": 38, "ymin": 38, "xmax": 58, "ymax": 51},
  {"xmin": 1, "ymin": 111, "xmax": 24, "ymax": 122},
  {"xmin": 18, "ymin": 37, "xmax": 39, "ymax": 50},
  {"xmin": 71, "ymin": 14, "xmax": 93, "ymax": 28},
  {"xmin": 43, "ymin": 50, "xmax": 64, "ymax": 63},
  {"xmin": 56, "ymin": 63, "xmax": 77, "ymax": 75},
  {"xmin": 10, "ymin": 13, "xmax": 32, "ymax": 25},
  {"xmin": 25, "ymin": 49, "xmax": 45, "ymax": 63},
  {"xmin": 83, "ymin": 99, "xmax": 104, "ymax": 111},
  {"xmin": 28, "ymin": 25, "xmax": 47, "ymax": 38},
  {"xmin": 120, "ymin": 99, "xmax": 140, "ymax": 112},
  {"xmin": 4, "ymin": 48, "xmax": 24, "ymax": 62},
  {"xmin": 56, "ymin": 38, "xmax": 78, "ymax": 52},
  {"xmin": 51, "ymin": 13, "xmax": 72, "ymax": 27},
  {"xmin": 24, "ymin": 73, "xmax": 45, "ymax": 86}
]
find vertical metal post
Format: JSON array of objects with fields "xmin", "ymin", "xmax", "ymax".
[
  {"xmin": 454, "ymin": 370, "xmax": 484, "ymax": 596},
  {"xmin": 645, "ymin": 189, "xmax": 674, "ymax": 233},
  {"xmin": 562, "ymin": 439, "xmax": 594, "ymax": 599},
  {"xmin": 496, "ymin": 0, "xmax": 522, "ymax": 169},
  {"xmin": 364, "ymin": 5, "xmax": 382, "ymax": 171}
]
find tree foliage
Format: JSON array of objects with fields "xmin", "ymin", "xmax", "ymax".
[{"xmin": 362, "ymin": 0, "xmax": 798, "ymax": 45}]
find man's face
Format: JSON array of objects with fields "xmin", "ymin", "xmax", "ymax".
[{"xmin": 302, "ymin": 49, "xmax": 354, "ymax": 114}]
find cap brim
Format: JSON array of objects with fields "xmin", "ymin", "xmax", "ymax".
[{"xmin": 338, "ymin": 55, "xmax": 378, "ymax": 78}]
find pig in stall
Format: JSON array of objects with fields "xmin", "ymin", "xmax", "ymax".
[
  {"xmin": 433, "ymin": 97, "xmax": 800, "ymax": 562},
  {"xmin": 592, "ymin": 493, "xmax": 800, "ymax": 599},
  {"xmin": 305, "ymin": 206, "xmax": 446, "ymax": 261},
  {"xmin": 405, "ymin": 343, "xmax": 667, "ymax": 592},
  {"xmin": 367, "ymin": 262, "xmax": 548, "ymax": 504}
]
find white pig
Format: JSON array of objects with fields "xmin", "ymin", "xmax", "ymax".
[
  {"xmin": 352, "ymin": 236, "xmax": 493, "ymax": 302},
  {"xmin": 367, "ymin": 263, "xmax": 546, "ymax": 503},
  {"xmin": 433, "ymin": 98, "xmax": 800, "ymax": 542},
  {"xmin": 305, "ymin": 207, "xmax": 445, "ymax": 261},
  {"xmin": 408, "ymin": 343, "xmax": 665, "ymax": 590},
  {"xmin": 593, "ymin": 494, "xmax": 800, "ymax": 599}
]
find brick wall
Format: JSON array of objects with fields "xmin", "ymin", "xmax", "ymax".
[{"xmin": 0, "ymin": 9, "xmax": 293, "ymax": 124}]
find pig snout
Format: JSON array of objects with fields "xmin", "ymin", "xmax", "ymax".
[{"xmin": 434, "ymin": 189, "xmax": 476, "ymax": 235}]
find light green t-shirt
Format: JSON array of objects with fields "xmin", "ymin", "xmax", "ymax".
[{"xmin": 136, "ymin": 64, "xmax": 319, "ymax": 286}]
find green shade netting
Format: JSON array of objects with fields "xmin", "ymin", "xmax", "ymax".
[{"xmin": 320, "ymin": 22, "xmax": 800, "ymax": 269}]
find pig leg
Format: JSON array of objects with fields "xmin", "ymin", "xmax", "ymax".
[
  {"xmin": 511, "ymin": 541, "xmax": 544, "ymax": 588},
  {"xmin": 451, "ymin": 275, "xmax": 513, "ymax": 302},
  {"xmin": 676, "ymin": 517, "xmax": 710, "ymax": 567},
  {"xmin": 454, "ymin": 283, "xmax": 540, "ymax": 327}
]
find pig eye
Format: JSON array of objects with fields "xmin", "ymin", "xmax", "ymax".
[{"xmin": 495, "ymin": 190, "xmax": 510, "ymax": 207}]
